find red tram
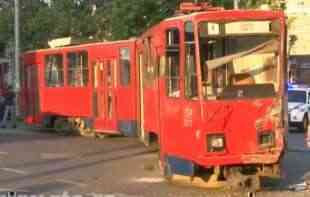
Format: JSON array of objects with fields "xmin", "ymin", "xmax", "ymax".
[
  {"xmin": 22, "ymin": 40, "xmax": 138, "ymax": 137},
  {"xmin": 21, "ymin": 3, "xmax": 287, "ymax": 189}
]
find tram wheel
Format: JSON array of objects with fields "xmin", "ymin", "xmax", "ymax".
[
  {"xmin": 53, "ymin": 118, "xmax": 73, "ymax": 136},
  {"xmin": 158, "ymin": 157, "xmax": 173, "ymax": 182},
  {"xmin": 95, "ymin": 133, "xmax": 107, "ymax": 139},
  {"xmin": 226, "ymin": 168, "xmax": 261, "ymax": 191},
  {"xmin": 77, "ymin": 119, "xmax": 95, "ymax": 138}
]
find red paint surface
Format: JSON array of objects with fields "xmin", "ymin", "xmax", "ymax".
[
  {"xmin": 21, "ymin": 9, "xmax": 286, "ymax": 171},
  {"xmin": 21, "ymin": 41, "xmax": 138, "ymax": 133}
]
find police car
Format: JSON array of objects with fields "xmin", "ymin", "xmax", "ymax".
[{"xmin": 288, "ymin": 84, "xmax": 310, "ymax": 132}]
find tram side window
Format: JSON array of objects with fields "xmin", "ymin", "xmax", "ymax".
[
  {"xmin": 142, "ymin": 37, "xmax": 158, "ymax": 88},
  {"xmin": 107, "ymin": 60, "xmax": 112, "ymax": 87},
  {"xmin": 166, "ymin": 28, "xmax": 180, "ymax": 98},
  {"xmin": 184, "ymin": 21, "xmax": 198, "ymax": 99},
  {"xmin": 120, "ymin": 48, "xmax": 131, "ymax": 86},
  {"xmin": 45, "ymin": 54, "xmax": 64, "ymax": 87},
  {"xmin": 67, "ymin": 51, "xmax": 88, "ymax": 87}
]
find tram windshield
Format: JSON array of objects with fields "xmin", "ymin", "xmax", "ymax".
[{"xmin": 198, "ymin": 20, "xmax": 281, "ymax": 100}]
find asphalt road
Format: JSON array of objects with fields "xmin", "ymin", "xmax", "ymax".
[{"xmin": 0, "ymin": 128, "xmax": 309, "ymax": 197}]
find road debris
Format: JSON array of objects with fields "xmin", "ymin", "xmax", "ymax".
[
  {"xmin": 0, "ymin": 167, "xmax": 28, "ymax": 175},
  {"xmin": 132, "ymin": 177, "xmax": 164, "ymax": 183},
  {"xmin": 289, "ymin": 181, "xmax": 310, "ymax": 191}
]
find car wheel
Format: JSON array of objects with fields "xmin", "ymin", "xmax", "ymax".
[{"xmin": 301, "ymin": 115, "xmax": 309, "ymax": 133}]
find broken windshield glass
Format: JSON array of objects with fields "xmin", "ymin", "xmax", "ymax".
[{"xmin": 199, "ymin": 20, "xmax": 280, "ymax": 100}]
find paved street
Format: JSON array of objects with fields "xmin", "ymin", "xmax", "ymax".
[{"xmin": 0, "ymin": 128, "xmax": 309, "ymax": 197}]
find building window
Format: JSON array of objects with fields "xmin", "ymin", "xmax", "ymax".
[
  {"xmin": 120, "ymin": 48, "xmax": 131, "ymax": 86},
  {"xmin": 67, "ymin": 51, "xmax": 88, "ymax": 87},
  {"xmin": 166, "ymin": 28, "xmax": 180, "ymax": 98},
  {"xmin": 45, "ymin": 54, "xmax": 64, "ymax": 87}
]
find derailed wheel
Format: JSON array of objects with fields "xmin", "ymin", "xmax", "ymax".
[
  {"xmin": 163, "ymin": 160, "xmax": 173, "ymax": 181},
  {"xmin": 77, "ymin": 119, "xmax": 95, "ymax": 138},
  {"xmin": 226, "ymin": 168, "xmax": 261, "ymax": 191},
  {"xmin": 53, "ymin": 118, "xmax": 74, "ymax": 136},
  {"xmin": 95, "ymin": 133, "xmax": 107, "ymax": 139},
  {"xmin": 244, "ymin": 175, "xmax": 260, "ymax": 191},
  {"xmin": 158, "ymin": 153, "xmax": 172, "ymax": 182}
]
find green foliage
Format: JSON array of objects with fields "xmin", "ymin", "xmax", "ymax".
[
  {"xmin": 21, "ymin": 1, "xmax": 54, "ymax": 49},
  {"xmin": 212, "ymin": 0, "xmax": 233, "ymax": 8},
  {"xmin": 108, "ymin": 0, "xmax": 179, "ymax": 40},
  {"xmin": 0, "ymin": 0, "xmax": 283, "ymax": 51},
  {"xmin": 0, "ymin": 0, "xmax": 107, "ymax": 50},
  {"xmin": 0, "ymin": 8, "xmax": 13, "ymax": 46},
  {"xmin": 0, "ymin": 0, "xmax": 181, "ymax": 50}
]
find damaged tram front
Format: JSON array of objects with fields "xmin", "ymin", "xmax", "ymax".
[{"xmin": 153, "ymin": 5, "xmax": 287, "ymax": 189}]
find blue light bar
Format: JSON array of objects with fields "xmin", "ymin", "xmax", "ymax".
[{"xmin": 288, "ymin": 82, "xmax": 310, "ymax": 89}]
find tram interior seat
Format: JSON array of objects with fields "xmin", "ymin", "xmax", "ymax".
[
  {"xmin": 203, "ymin": 73, "xmax": 255, "ymax": 100},
  {"xmin": 213, "ymin": 73, "xmax": 275, "ymax": 99}
]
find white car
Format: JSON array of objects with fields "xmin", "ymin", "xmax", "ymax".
[{"xmin": 288, "ymin": 86, "xmax": 310, "ymax": 132}]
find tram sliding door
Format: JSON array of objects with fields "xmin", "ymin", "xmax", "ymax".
[
  {"xmin": 26, "ymin": 65, "xmax": 39, "ymax": 120},
  {"xmin": 93, "ymin": 59, "xmax": 117, "ymax": 133},
  {"xmin": 159, "ymin": 21, "xmax": 202, "ymax": 176},
  {"xmin": 104, "ymin": 59, "xmax": 117, "ymax": 130}
]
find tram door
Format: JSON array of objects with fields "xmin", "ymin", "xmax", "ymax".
[
  {"xmin": 93, "ymin": 62, "xmax": 104, "ymax": 119},
  {"xmin": 159, "ymin": 21, "xmax": 202, "ymax": 165},
  {"xmin": 93, "ymin": 59, "xmax": 117, "ymax": 131},
  {"xmin": 104, "ymin": 59, "xmax": 117, "ymax": 130},
  {"xmin": 26, "ymin": 65, "xmax": 39, "ymax": 118}
]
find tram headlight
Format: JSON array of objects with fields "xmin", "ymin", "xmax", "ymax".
[{"xmin": 207, "ymin": 134, "xmax": 225, "ymax": 152}]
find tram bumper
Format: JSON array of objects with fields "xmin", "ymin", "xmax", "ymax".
[
  {"xmin": 240, "ymin": 151, "xmax": 282, "ymax": 165},
  {"xmin": 198, "ymin": 150, "xmax": 282, "ymax": 166}
]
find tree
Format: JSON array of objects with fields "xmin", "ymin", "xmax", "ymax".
[
  {"xmin": 108, "ymin": 0, "xmax": 180, "ymax": 40},
  {"xmin": 20, "ymin": 0, "xmax": 55, "ymax": 49},
  {"xmin": 212, "ymin": 0, "xmax": 233, "ymax": 8},
  {"xmin": 0, "ymin": 0, "xmax": 56, "ymax": 50},
  {"xmin": 0, "ymin": 0, "xmax": 109, "ymax": 50},
  {"xmin": 0, "ymin": 7, "xmax": 13, "ymax": 48},
  {"xmin": 0, "ymin": 0, "xmax": 284, "ymax": 51}
]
